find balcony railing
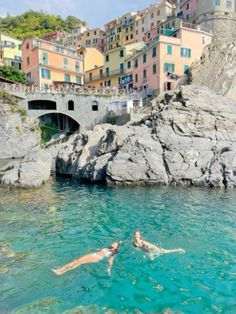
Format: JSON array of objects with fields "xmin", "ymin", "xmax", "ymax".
[
  {"xmin": 181, "ymin": 21, "xmax": 212, "ymax": 34},
  {"xmin": 39, "ymin": 62, "xmax": 83, "ymax": 75}
]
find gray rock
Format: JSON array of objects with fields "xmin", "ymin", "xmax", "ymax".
[
  {"xmin": 0, "ymin": 93, "xmax": 40, "ymax": 158},
  {"xmin": 1, "ymin": 148, "xmax": 52, "ymax": 188},
  {"xmin": 55, "ymin": 85, "xmax": 236, "ymax": 188}
]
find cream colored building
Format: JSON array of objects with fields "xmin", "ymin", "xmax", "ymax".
[
  {"xmin": 0, "ymin": 33, "xmax": 22, "ymax": 69},
  {"xmin": 104, "ymin": 42, "xmax": 143, "ymax": 87}
]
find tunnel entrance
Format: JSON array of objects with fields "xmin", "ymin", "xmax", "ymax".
[{"xmin": 38, "ymin": 113, "xmax": 80, "ymax": 143}]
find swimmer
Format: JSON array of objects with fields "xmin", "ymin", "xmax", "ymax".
[
  {"xmin": 52, "ymin": 241, "xmax": 120, "ymax": 275},
  {"xmin": 133, "ymin": 231, "xmax": 185, "ymax": 256}
]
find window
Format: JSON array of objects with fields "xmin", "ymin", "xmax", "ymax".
[
  {"xmin": 134, "ymin": 59, "xmax": 138, "ymax": 68},
  {"xmin": 142, "ymin": 27, "xmax": 145, "ymax": 33},
  {"xmin": 87, "ymin": 32, "xmax": 90, "ymax": 37},
  {"xmin": 89, "ymin": 73, "xmax": 93, "ymax": 81},
  {"xmin": 106, "ymin": 67, "xmax": 109, "ymax": 76},
  {"xmin": 64, "ymin": 58, "xmax": 68, "ymax": 68},
  {"xmin": 157, "ymin": 10, "xmax": 160, "ymax": 16},
  {"xmin": 164, "ymin": 63, "xmax": 175, "ymax": 73},
  {"xmin": 26, "ymin": 42, "xmax": 29, "ymax": 49},
  {"xmin": 226, "ymin": 0, "xmax": 232, "ymax": 8},
  {"xmin": 92, "ymin": 101, "xmax": 98, "ymax": 111},
  {"xmin": 126, "ymin": 35, "xmax": 129, "ymax": 41},
  {"xmin": 76, "ymin": 76, "xmax": 82, "ymax": 84},
  {"xmin": 120, "ymin": 50, "xmax": 124, "ymax": 57},
  {"xmin": 41, "ymin": 68, "xmax": 51, "ymax": 79},
  {"xmin": 186, "ymin": 3, "xmax": 189, "ymax": 10},
  {"xmin": 143, "ymin": 69, "xmax": 147, "ymax": 78},
  {"xmin": 180, "ymin": 47, "xmax": 191, "ymax": 57},
  {"xmin": 75, "ymin": 61, "xmax": 80, "ymax": 71},
  {"xmin": 126, "ymin": 28, "xmax": 129, "ymax": 33},
  {"xmin": 94, "ymin": 30, "xmax": 97, "ymax": 35},
  {"xmin": 26, "ymin": 72, "xmax": 31, "ymax": 82},
  {"xmin": 120, "ymin": 63, "xmax": 124, "ymax": 73},
  {"xmin": 105, "ymin": 55, "xmax": 109, "ymax": 62},
  {"xmin": 166, "ymin": 45, "xmax": 172, "ymax": 55},
  {"xmin": 42, "ymin": 52, "xmax": 48, "ymax": 65},
  {"xmin": 153, "ymin": 64, "xmax": 157, "ymax": 74},
  {"xmin": 131, "ymin": 34, "xmax": 133, "ymax": 40},
  {"xmin": 127, "ymin": 61, "xmax": 131, "ymax": 69},
  {"xmin": 64, "ymin": 73, "xmax": 70, "ymax": 82},
  {"xmin": 143, "ymin": 53, "xmax": 146, "ymax": 63},
  {"xmin": 107, "ymin": 80, "xmax": 111, "ymax": 86},
  {"xmin": 27, "ymin": 56, "xmax": 30, "ymax": 65},
  {"xmin": 151, "ymin": 13, "xmax": 154, "ymax": 19},
  {"xmin": 183, "ymin": 64, "xmax": 189, "ymax": 74},
  {"xmin": 68, "ymin": 100, "xmax": 74, "ymax": 111},
  {"xmin": 135, "ymin": 74, "xmax": 138, "ymax": 82},
  {"xmin": 100, "ymin": 69, "xmax": 103, "ymax": 78},
  {"xmin": 93, "ymin": 38, "xmax": 97, "ymax": 44},
  {"xmin": 152, "ymin": 47, "xmax": 156, "ymax": 57}
]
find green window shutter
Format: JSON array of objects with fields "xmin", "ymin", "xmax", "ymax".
[
  {"xmin": 180, "ymin": 48, "xmax": 184, "ymax": 57},
  {"xmin": 166, "ymin": 45, "xmax": 172, "ymax": 55},
  {"xmin": 188, "ymin": 49, "xmax": 191, "ymax": 58},
  {"xmin": 171, "ymin": 63, "xmax": 175, "ymax": 73},
  {"xmin": 164, "ymin": 63, "xmax": 168, "ymax": 72}
]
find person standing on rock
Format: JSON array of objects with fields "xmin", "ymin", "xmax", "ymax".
[
  {"xmin": 52, "ymin": 241, "xmax": 120, "ymax": 275},
  {"xmin": 133, "ymin": 231, "xmax": 185, "ymax": 258}
]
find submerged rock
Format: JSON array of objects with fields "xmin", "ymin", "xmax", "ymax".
[
  {"xmin": 0, "ymin": 148, "xmax": 52, "ymax": 188},
  {"xmin": 56, "ymin": 85, "xmax": 236, "ymax": 188}
]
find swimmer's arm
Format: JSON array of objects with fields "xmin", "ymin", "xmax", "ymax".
[{"xmin": 107, "ymin": 255, "xmax": 115, "ymax": 275}]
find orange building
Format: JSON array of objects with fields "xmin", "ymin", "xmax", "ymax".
[{"xmin": 22, "ymin": 37, "xmax": 84, "ymax": 87}]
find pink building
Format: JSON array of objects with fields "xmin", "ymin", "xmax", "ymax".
[
  {"xmin": 131, "ymin": 22, "xmax": 212, "ymax": 92},
  {"xmin": 176, "ymin": 0, "xmax": 198, "ymax": 20}
]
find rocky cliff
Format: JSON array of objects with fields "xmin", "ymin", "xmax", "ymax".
[
  {"xmin": 0, "ymin": 90, "xmax": 40, "ymax": 158},
  {"xmin": 56, "ymin": 85, "xmax": 236, "ymax": 188},
  {"xmin": 192, "ymin": 41, "xmax": 236, "ymax": 101}
]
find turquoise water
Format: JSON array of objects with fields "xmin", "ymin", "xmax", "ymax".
[{"xmin": 0, "ymin": 179, "xmax": 236, "ymax": 314}]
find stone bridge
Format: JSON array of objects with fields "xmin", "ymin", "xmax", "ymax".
[{"xmin": 1, "ymin": 84, "xmax": 143, "ymax": 131}]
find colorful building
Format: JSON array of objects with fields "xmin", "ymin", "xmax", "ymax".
[
  {"xmin": 21, "ymin": 37, "xmax": 84, "ymax": 87},
  {"xmin": 176, "ymin": 0, "xmax": 198, "ymax": 20},
  {"xmin": 62, "ymin": 26, "xmax": 106, "ymax": 52},
  {"xmin": 131, "ymin": 22, "xmax": 212, "ymax": 92},
  {"xmin": 0, "ymin": 33, "xmax": 22, "ymax": 69},
  {"xmin": 78, "ymin": 47, "xmax": 104, "ymax": 72},
  {"xmin": 134, "ymin": 0, "xmax": 176, "ymax": 42},
  {"xmin": 104, "ymin": 42, "xmax": 143, "ymax": 87},
  {"xmin": 84, "ymin": 65, "xmax": 104, "ymax": 88}
]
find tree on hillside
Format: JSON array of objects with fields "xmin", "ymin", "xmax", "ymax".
[
  {"xmin": 0, "ymin": 65, "xmax": 26, "ymax": 83},
  {"xmin": 0, "ymin": 11, "xmax": 86, "ymax": 39}
]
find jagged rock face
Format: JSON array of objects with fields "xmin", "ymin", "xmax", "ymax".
[
  {"xmin": 56, "ymin": 85, "xmax": 236, "ymax": 188},
  {"xmin": 0, "ymin": 97, "xmax": 40, "ymax": 159},
  {"xmin": 0, "ymin": 148, "xmax": 52, "ymax": 188},
  {"xmin": 192, "ymin": 41, "xmax": 236, "ymax": 102}
]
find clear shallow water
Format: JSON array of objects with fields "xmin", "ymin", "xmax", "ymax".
[{"xmin": 0, "ymin": 179, "xmax": 236, "ymax": 314}]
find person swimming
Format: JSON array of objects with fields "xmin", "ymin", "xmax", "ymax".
[
  {"xmin": 133, "ymin": 231, "xmax": 185, "ymax": 256},
  {"xmin": 52, "ymin": 241, "xmax": 120, "ymax": 275}
]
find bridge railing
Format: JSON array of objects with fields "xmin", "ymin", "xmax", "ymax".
[{"xmin": 0, "ymin": 82, "xmax": 143, "ymax": 98}]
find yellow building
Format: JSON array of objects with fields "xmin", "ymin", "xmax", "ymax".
[
  {"xmin": 0, "ymin": 33, "xmax": 22, "ymax": 69},
  {"xmin": 104, "ymin": 42, "xmax": 143, "ymax": 87},
  {"xmin": 78, "ymin": 47, "xmax": 104, "ymax": 72},
  {"xmin": 84, "ymin": 65, "xmax": 104, "ymax": 88}
]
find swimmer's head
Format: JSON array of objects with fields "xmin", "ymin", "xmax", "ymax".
[
  {"xmin": 133, "ymin": 230, "xmax": 141, "ymax": 239},
  {"xmin": 109, "ymin": 241, "xmax": 120, "ymax": 251}
]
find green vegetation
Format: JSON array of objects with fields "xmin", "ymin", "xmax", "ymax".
[
  {"xmin": 0, "ymin": 65, "xmax": 26, "ymax": 83},
  {"xmin": 40, "ymin": 122, "xmax": 59, "ymax": 145},
  {"xmin": 15, "ymin": 125, "xmax": 22, "ymax": 133},
  {"xmin": 0, "ymin": 10, "xmax": 85, "ymax": 39},
  {"xmin": 0, "ymin": 89, "xmax": 18, "ymax": 108}
]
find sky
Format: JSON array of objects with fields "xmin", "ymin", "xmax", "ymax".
[{"xmin": 0, "ymin": 0, "xmax": 156, "ymax": 28}]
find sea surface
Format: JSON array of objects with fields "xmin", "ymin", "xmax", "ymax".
[{"xmin": 0, "ymin": 178, "xmax": 235, "ymax": 314}]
